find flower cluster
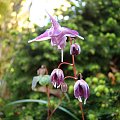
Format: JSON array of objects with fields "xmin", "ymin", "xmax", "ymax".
[
  {"xmin": 29, "ymin": 12, "xmax": 90, "ymax": 105},
  {"xmin": 50, "ymin": 68, "xmax": 90, "ymax": 104}
]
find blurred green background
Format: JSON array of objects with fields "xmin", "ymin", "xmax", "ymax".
[{"xmin": 0, "ymin": 0, "xmax": 120, "ymax": 120}]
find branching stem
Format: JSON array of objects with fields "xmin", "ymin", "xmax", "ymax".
[
  {"xmin": 48, "ymin": 94, "xmax": 64, "ymax": 120},
  {"xmin": 64, "ymin": 76, "xmax": 77, "ymax": 80},
  {"xmin": 58, "ymin": 62, "xmax": 73, "ymax": 69},
  {"xmin": 69, "ymin": 37, "xmax": 85, "ymax": 120},
  {"xmin": 46, "ymin": 37, "xmax": 84, "ymax": 120}
]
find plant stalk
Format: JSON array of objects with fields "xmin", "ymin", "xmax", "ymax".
[
  {"xmin": 69, "ymin": 37, "xmax": 85, "ymax": 120},
  {"xmin": 48, "ymin": 94, "xmax": 64, "ymax": 120},
  {"xmin": 61, "ymin": 49, "xmax": 64, "ymax": 62},
  {"xmin": 58, "ymin": 62, "xmax": 73, "ymax": 69},
  {"xmin": 46, "ymin": 86, "xmax": 51, "ymax": 120}
]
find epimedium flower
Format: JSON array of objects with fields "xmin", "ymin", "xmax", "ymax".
[
  {"xmin": 51, "ymin": 68, "xmax": 64, "ymax": 88},
  {"xmin": 70, "ymin": 43, "xmax": 81, "ymax": 55},
  {"xmin": 74, "ymin": 79, "xmax": 90, "ymax": 104},
  {"xmin": 28, "ymin": 12, "xmax": 84, "ymax": 50}
]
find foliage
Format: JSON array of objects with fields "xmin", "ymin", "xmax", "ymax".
[{"xmin": 0, "ymin": 0, "xmax": 120, "ymax": 119}]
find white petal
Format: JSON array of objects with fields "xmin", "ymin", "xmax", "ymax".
[
  {"xmin": 84, "ymin": 98, "xmax": 87, "ymax": 105},
  {"xmin": 76, "ymin": 35, "xmax": 84, "ymax": 40},
  {"xmin": 28, "ymin": 39, "xmax": 36, "ymax": 43},
  {"xmin": 78, "ymin": 96, "xmax": 82, "ymax": 102},
  {"xmin": 28, "ymin": 37, "xmax": 51, "ymax": 43},
  {"xmin": 53, "ymin": 82, "xmax": 57, "ymax": 88},
  {"xmin": 57, "ymin": 84, "xmax": 60, "ymax": 88}
]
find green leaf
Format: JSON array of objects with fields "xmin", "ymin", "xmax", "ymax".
[
  {"xmin": 39, "ymin": 75, "xmax": 51, "ymax": 86},
  {"xmin": 58, "ymin": 106, "xmax": 79, "ymax": 120},
  {"xmin": 31, "ymin": 76, "xmax": 42, "ymax": 90},
  {"xmin": 6, "ymin": 99, "xmax": 47, "ymax": 105},
  {"xmin": 6, "ymin": 99, "xmax": 79, "ymax": 120}
]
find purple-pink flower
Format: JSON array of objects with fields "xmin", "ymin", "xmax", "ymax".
[
  {"xmin": 51, "ymin": 68, "xmax": 64, "ymax": 88},
  {"xmin": 28, "ymin": 12, "xmax": 84, "ymax": 49},
  {"xmin": 74, "ymin": 79, "xmax": 90, "ymax": 104},
  {"xmin": 70, "ymin": 43, "xmax": 81, "ymax": 55}
]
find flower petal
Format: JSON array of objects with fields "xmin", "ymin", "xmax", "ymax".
[
  {"xmin": 79, "ymin": 80, "xmax": 90, "ymax": 99},
  {"xmin": 57, "ymin": 36, "xmax": 67, "ymax": 49},
  {"xmin": 78, "ymin": 96, "xmax": 82, "ymax": 102},
  {"xmin": 62, "ymin": 27, "xmax": 84, "ymax": 39},
  {"xmin": 28, "ymin": 29, "xmax": 51, "ymax": 43},
  {"xmin": 51, "ymin": 37, "xmax": 58, "ymax": 46},
  {"xmin": 51, "ymin": 34, "xmax": 67, "ymax": 49},
  {"xmin": 76, "ymin": 35, "xmax": 84, "ymax": 40},
  {"xmin": 84, "ymin": 98, "xmax": 87, "ymax": 104},
  {"xmin": 46, "ymin": 11, "xmax": 61, "ymax": 30},
  {"xmin": 74, "ymin": 84, "xmax": 84, "ymax": 98}
]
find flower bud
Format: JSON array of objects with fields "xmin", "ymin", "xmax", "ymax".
[
  {"xmin": 51, "ymin": 68, "xmax": 64, "ymax": 88},
  {"xmin": 70, "ymin": 43, "xmax": 81, "ymax": 55},
  {"xmin": 74, "ymin": 79, "xmax": 90, "ymax": 104},
  {"xmin": 61, "ymin": 82, "xmax": 68, "ymax": 92}
]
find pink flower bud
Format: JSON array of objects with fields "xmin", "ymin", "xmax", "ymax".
[
  {"xmin": 70, "ymin": 43, "xmax": 81, "ymax": 55},
  {"xmin": 51, "ymin": 68, "xmax": 64, "ymax": 88},
  {"xmin": 61, "ymin": 82, "xmax": 68, "ymax": 92},
  {"xmin": 74, "ymin": 79, "xmax": 90, "ymax": 104}
]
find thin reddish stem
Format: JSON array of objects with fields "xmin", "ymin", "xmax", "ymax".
[
  {"xmin": 69, "ymin": 37, "xmax": 85, "ymax": 120},
  {"xmin": 69, "ymin": 38, "xmax": 77, "ymax": 79},
  {"xmin": 77, "ymin": 73, "xmax": 83, "ymax": 79},
  {"xmin": 64, "ymin": 76, "xmax": 77, "ymax": 80},
  {"xmin": 48, "ymin": 94, "xmax": 64, "ymax": 120},
  {"xmin": 72, "ymin": 54, "xmax": 77, "ymax": 78},
  {"xmin": 58, "ymin": 62, "xmax": 73, "ymax": 69},
  {"xmin": 79, "ymin": 102, "xmax": 85, "ymax": 120},
  {"xmin": 46, "ymin": 86, "xmax": 51, "ymax": 120}
]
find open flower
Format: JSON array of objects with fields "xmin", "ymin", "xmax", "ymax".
[
  {"xmin": 70, "ymin": 43, "xmax": 81, "ymax": 55},
  {"xmin": 51, "ymin": 68, "xmax": 64, "ymax": 88},
  {"xmin": 28, "ymin": 12, "xmax": 84, "ymax": 49},
  {"xmin": 74, "ymin": 79, "xmax": 90, "ymax": 104}
]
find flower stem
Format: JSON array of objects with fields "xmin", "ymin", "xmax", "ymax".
[
  {"xmin": 48, "ymin": 94, "xmax": 64, "ymax": 120},
  {"xmin": 69, "ymin": 37, "xmax": 77, "ymax": 78},
  {"xmin": 61, "ymin": 49, "xmax": 64, "ymax": 62},
  {"xmin": 78, "ymin": 73, "xmax": 83, "ymax": 79},
  {"xmin": 58, "ymin": 62, "xmax": 73, "ymax": 69},
  {"xmin": 69, "ymin": 37, "xmax": 85, "ymax": 120},
  {"xmin": 46, "ymin": 86, "xmax": 51, "ymax": 120},
  {"xmin": 64, "ymin": 76, "xmax": 77, "ymax": 80},
  {"xmin": 79, "ymin": 102, "xmax": 85, "ymax": 120}
]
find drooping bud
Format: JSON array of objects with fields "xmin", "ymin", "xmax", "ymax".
[
  {"xmin": 70, "ymin": 43, "xmax": 81, "ymax": 55},
  {"xmin": 51, "ymin": 68, "xmax": 64, "ymax": 88},
  {"xmin": 61, "ymin": 82, "xmax": 68, "ymax": 92},
  {"xmin": 74, "ymin": 79, "xmax": 90, "ymax": 104}
]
